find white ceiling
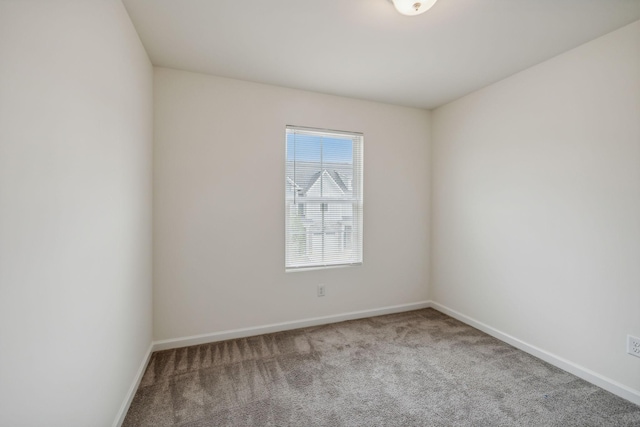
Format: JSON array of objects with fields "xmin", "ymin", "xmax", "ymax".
[{"xmin": 123, "ymin": 0, "xmax": 640, "ymax": 109}]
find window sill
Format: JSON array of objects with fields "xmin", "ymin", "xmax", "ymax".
[{"xmin": 285, "ymin": 262, "xmax": 362, "ymax": 273}]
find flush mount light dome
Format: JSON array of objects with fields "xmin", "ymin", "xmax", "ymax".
[{"xmin": 391, "ymin": 0, "xmax": 438, "ymax": 16}]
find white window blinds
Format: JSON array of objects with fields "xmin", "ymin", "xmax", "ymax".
[{"xmin": 285, "ymin": 126, "xmax": 363, "ymax": 270}]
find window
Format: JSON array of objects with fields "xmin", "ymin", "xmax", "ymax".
[{"xmin": 285, "ymin": 126, "xmax": 363, "ymax": 270}]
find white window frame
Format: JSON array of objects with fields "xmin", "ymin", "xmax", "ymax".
[{"xmin": 285, "ymin": 125, "xmax": 363, "ymax": 271}]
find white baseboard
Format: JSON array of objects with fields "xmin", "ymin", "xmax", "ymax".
[
  {"xmin": 112, "ymin": 342, "xmax": 154, "ymax": 427},
  {"xmin": 152, "ymin": 301, "xmax": 431, "ymax": 352},
  {"xmin": 429, "ymin": 301, "xmax": 640, "ymax": 406}
]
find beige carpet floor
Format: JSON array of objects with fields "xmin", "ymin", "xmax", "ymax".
[{"xmin": 123, "ymin": 308, "xmax": 640, "ymax": 426}]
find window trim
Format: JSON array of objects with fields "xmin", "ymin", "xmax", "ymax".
[{"xmin": 285, "ymin": 125, "xmax": 364, "ymax": 272}]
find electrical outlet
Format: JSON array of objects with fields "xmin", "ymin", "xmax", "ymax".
[
  {"xmin": 628, "ymin": 335, "xmax": 640, "ymax": 358},
  {"xmin": 317, "ymin": 284, "xmax": 326, "ymax": 297}
]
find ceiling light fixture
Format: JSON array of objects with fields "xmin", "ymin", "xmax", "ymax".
[{"xmin": 391, "ymin": 0, "xmax": 438, "ymax": 16}]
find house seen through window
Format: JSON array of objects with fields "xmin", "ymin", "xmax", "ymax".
[{"xmin": 285, "ymin": 126, "xmax": 363, "ymax": 270}]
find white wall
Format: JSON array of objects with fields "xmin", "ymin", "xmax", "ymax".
[
  {"xmin": 431, "ymin": 20, "xmax": 640, "ymax": 396},
  {"xmin": 153, "ymin": 68, "xmax": 430, "ymax": 341},
  {"xmin": 0, "ymin": 1, "xmax": 153, "ymax": 426}
]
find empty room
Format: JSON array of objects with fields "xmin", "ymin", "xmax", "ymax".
[{"xmin": 1, "ymin": 0, "xmax": 639, "ymax": 426}]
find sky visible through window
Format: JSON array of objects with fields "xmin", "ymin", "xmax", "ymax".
[{"xmin": 286, "ymin": 133, "xmax": 353, "ymax": 164}]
